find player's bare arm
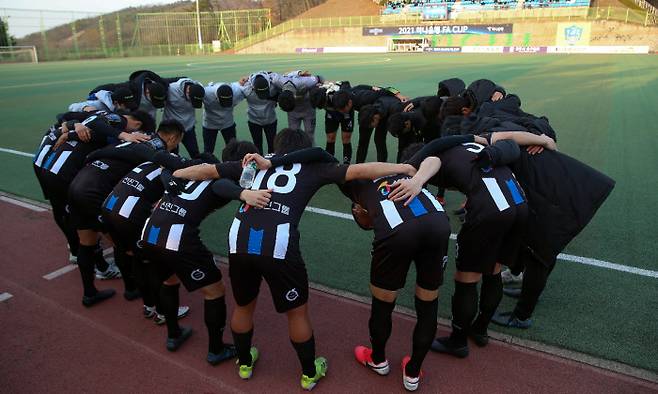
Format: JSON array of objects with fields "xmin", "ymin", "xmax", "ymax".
[
  {"xmin": 344, "ymin": 162, "xmax": 416, "ymax": 181},
  {"xmin": 388, "ymin": 156, "xmax": 442, "ymax": 206},
  {"xmin": 173, "ymin": 163, "xmax": 220, "ymax": 180}
]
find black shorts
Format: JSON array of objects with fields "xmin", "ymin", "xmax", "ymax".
[
  {"xmin": 68, "ymin": 171, "xmax": 110, "ymax": 232},
  {"xmin": 139, "ymin": 240, "xmax": 222, "ymax": 292},
  {"xmin": 371, "ymin": 212, "xmax": 450, "ymax": 291},
  {"xmin": 229, "ymin": 253, "xmax": 308, "ymax": 313},
  {"xmin": 325, "ymin": 110, "xmax": 354, "ymax": 134},
  {"xmin": 456, "ymin": 202, "xmax": 528, "ymax": 274},
  {"xmin": 101, "ymin": 211, "xmax": 142, "ymax": 253}
]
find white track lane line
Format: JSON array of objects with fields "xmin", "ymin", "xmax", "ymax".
[{"xmin": 43, "ymin": 265, "xmax": 78, "ymax": 280}]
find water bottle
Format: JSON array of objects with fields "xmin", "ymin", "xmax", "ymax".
[{"xmin": 239, "ymin": 161, "xmax": 258, "ymax": 189}]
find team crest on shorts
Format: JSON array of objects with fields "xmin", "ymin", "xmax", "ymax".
[
  {"xmin": 191, "ymin": 269, "xmax": 205, "ymax": 281},
  {"xmin": 285, "ymin": 288, "xmax": 299, "ymax": 302}
]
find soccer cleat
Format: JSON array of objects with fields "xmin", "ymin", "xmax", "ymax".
[
  {"xmin": 154, "ymin": 306, "xmax": 190, "ymax": 325},
  {"xmin": 470, "ymin": 331, "xmax": 489, "ymax": 347},
  {"xmin": 501, "ymin": 268, "xmax": 523, "ymax": 285},
  {"xmin": 491, "ymin": 311, "xmax": 533, "ymax": 329},
  {"xmin": 401, "ymin": 356, "xmax": 423, "ymax": 392},
  {"xmin": 207, "ymin": 344, "xmax": 238, "ymax": 366},
  {"xmin": 503, "ymin": 287, "xmax": 522, "ymax": 298},
  {"xmin": 430, "ymin": 337, "xmax": 469, "ymax": 358},
  {"xmin": 69, "ymin": 253, "xmax": 78, "ymax": 265},
  {"xmin": 143, "ymin": 305, "xmax": 157, "ymax": 319},
  {"xmin": 343, "ymin": 156, "xmax": 351, "ymax": 165},
  {"xmin": 82, "ymin": 289, "xmax": 116, "ymax": 307},
  {"xmin": 300, "ymin": 357, "xmax": 328, "ymax": 391},
  {"xmin": 237, "ymin": 346, "xmax": 259, "ymax": 380},
  {"xmin": 166, "ymin": 326, "xmax": 193, "ymax": 352},
  {"xmin": 95, "ymin": 263, "xmax": 122, "ymax": 280},
  {"xmin": 123, "ymin": 289, "xmax": 141, "ymax": 301},
  {"xmin": 354, "ymin": 345, "xmax": 390, "ymax": 375}
]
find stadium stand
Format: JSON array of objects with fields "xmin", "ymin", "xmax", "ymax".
[{"xmin": 382, "ymin": 0, "xmax": 591, "ymax": 17}]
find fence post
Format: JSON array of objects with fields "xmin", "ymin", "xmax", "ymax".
[
  {"xmin": 70, "ymin": 19, "xmax": 81, "ymax": 58},
  {"xmin": 625, "ymin": 8, "xmax": 630, "ymax": 23},
  {"xmin": 607, "ymin": 5, "xmax": 611, "ymax": 19},
  {"xmin": 99, "ymin": 15, "xmax": 108, "ymax": 57},
  {"xmin": 115, "ymin": 14, "xmax": 124, "ymax": 57},
  {"xmin": 39, "ymin": 11, "xmax": 50, "ymax": 60},
  {"xmin": 645, "ymin": 10, "xmax": 649, "ymax": 26}
]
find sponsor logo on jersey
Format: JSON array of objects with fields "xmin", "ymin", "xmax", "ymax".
[
  {"xmin": 121, "ymin": 177, "xmax": 145, "ymax": 192},
  {"xmin": 239, "ymin": 203, "xmax": 251, "ymax": 213},
  {"xmin": 378, "ymin": 181, "xmax": 393, "ymax": 197},
  {"xmin": 285, "ymin": 288, "xmax": 299, "ymax": 302}
]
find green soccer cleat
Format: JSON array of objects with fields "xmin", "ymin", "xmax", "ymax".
[
  {"xmin": 300, "ymin": 357, "xmax": 328, "ymax": 391},
  {"xmin": 237, "ymin": 347, "xmax": 259, "ymax": 380}
]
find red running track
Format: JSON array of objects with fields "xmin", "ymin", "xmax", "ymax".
[{"xmin": 0, "ymin": 199, "xmax": 656, "ymax": 394}]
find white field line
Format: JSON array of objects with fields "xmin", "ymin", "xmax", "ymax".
[
  {"xmin": 3, "ymin": 147, "xmax": 656, "ymax": 280},
  {"xmin": 43, "ymin": 265, "xmax": 77, "ymax": 280},
  {"xmin": 0, "ymin": 292, "xmax": 13, "ymax": 302}
]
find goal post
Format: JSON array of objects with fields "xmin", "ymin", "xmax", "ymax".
[{"xmin": 0, "ymin": 46, "xmax": 39, "ymax": 64}]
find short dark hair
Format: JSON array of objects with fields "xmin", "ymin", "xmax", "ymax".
[
  {"xmin": 399, "ymin": 142, "xmax": 425, "ymax": 163},
  {"xmin": 157, "ymin": 119, "xmax": 185, "ymax": 137},
  {"xmin": 309, "ymin": 87, "xmax": 327, "ymax": 109},
  {"xmin": 421, "ymin": 96, "xmax": 442, "ymax": 121},
  {"xmin": 387, "ymin": 112, "xmax": 406, "ymax": 137},
  {"xmin": 274, "ymin": 128, "xmax": 312, "ymax": 155},
  {"xmin": 222, "ymin": 139, "xmax": 258, "ymax": 162},
  {"xmin": 439, "ymin": 96, "xmax": 470, "ymax": 122},
  {"xmin": 332, "ymin": 90, "xmax": 351, "ymax": 110},
  {"xmin": 358, "ymin": 104, "xmax": 379, "ymax": 128},
  {"xmin": 129, "ymin": 110, "xmax": 156, "ymax": 133},
  {"xmin": 278, "ymin": 90, "xmax": 296, "ymax": 112}
]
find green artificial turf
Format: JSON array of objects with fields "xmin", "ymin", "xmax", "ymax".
[{"xmin": 1, "ymin": 53, "xmax": 657, "ymax": 372}]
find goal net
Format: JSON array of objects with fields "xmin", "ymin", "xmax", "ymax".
[{"xmin": 0, "ymin": 46, "xmax": 38, "ymax": 64}]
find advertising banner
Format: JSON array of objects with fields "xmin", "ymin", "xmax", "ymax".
[
  {"xmin": 423, "ymin": 46, "xmax": 462, "ymax": 53},
  {"xmin": 295, "ymin": 48, "xmax": 324, "ymax": 53},
  {"xmin": 555, "ymin": 22, "xmax": 592, "ymax": 46},
  {"xmin": 461, "ymin": 46, "xmax": 505, "ymax": 53},
  {"xmin": 422, "ymin": 5, "xmax": 449, "ymax": 21},
  {"xmin": 503, "ymin": 46, "xmax": 548, "ymax": 53},
  {"xmin": 547, "ymin": 45, "xmax": 649, "ymax": 54},
  {"xmin": 363, "ymin": 24, "xmax": 512, "ymax": 36}
]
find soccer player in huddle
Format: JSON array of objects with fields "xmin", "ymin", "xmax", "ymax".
[
  {"xmin": 202, "ymin": 81, "xmax": 245, "ymax": 154},
  {"xmin": 393, "ymin": 132, "xmax": 555, "ymax": 358},
  {"xmin": 138, "ymin": 140, "xmax": 271, "ymax": 364},
  {"xmin": 173, "ymin": 128, "xmax": 415, "ymax": 390}
]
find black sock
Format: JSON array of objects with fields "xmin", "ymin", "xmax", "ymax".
[
  {"xmin": 473, "ymin": 273, "xmax": 503, "ymax": 334},
  {"xmin": 343, "ymin": 143, "xmax": 352, "ymax": 163},
  {"xmin": 77, "ymin": 245, "xmax": 98, "ymax": 297},
  {"xmin": 325, "ymin": 141, "xmax": 335, "ymax": 156},
  {"xmin": 232, "ymin": 329, "xmax": 254, "ymax": 366},
  {"xmin": 407, "ymin": 297, "xmax": 438, "ymax": 377},
  {"xmin": 369, "ymin": 297, "xmax": 395, "ymax": 364},
  {"xmin": 94, "ymin": 244, "xmax": 109, "ymax": 272},
  {"xmin": 204, "ymin": 297, "xmax": 227, "ymax": 354},
  {"xmin": 144, "ymin": 260, "xmax": 162, "ymax": 309},
  {"xmin": 160, "ymin": 284, "xmax": 181, "ymax": 338},
  {"xmin": 291, "ymin": 335, "xmax": 316, "ymax": 377},
  {"xmin": 113, "ymin": 248, "xmax": 136, "ymax": 292},
  {"xmin": 450, "ymin": 281, "xmax": 478, "ymax": 346}
]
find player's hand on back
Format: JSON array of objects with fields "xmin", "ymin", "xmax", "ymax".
[
  {"xmin": 74, "ymin": 123, "xmax": 92, "ymax": 142},
  {"xmin": 119, "ymin": 132, "xmax": 151, "ymax": 143},
  {"xmin": 240, "ymin": 189, "xmax": 273, "ymax": 209},
  {"xmin": 491, "ymin": 91, "xmax": 504, "ymax": 102},
  {"xmin": 242, "ymin": 153, "xmax": 271, "ymax": 170},
  {"xmin": 388, "ymin": 177, "xmax": 423, "ymax": 207}
]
